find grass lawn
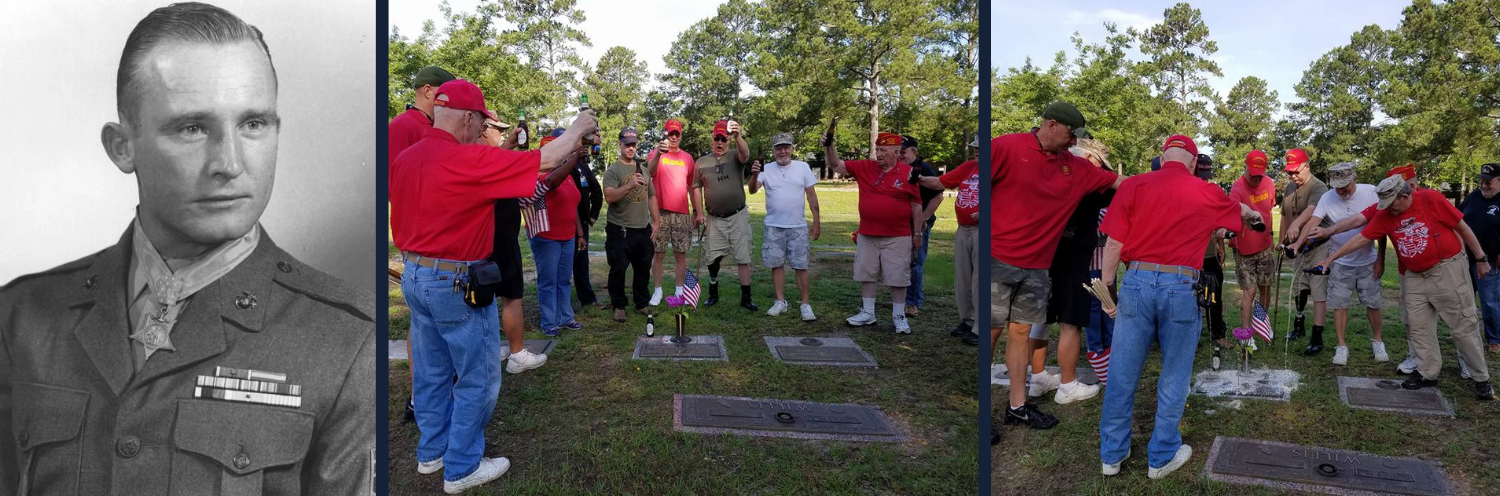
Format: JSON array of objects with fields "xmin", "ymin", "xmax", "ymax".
[
  {"xmin": 992, "ymin": 209, "xmax": 1500, "ymax": 495},
  {"xmin": 388, "ymin": 185, "xmax": 979, "ymax": 495}
]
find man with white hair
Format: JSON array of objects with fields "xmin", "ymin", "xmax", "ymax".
[
  {"xmin": 751, "ymin": 133, "xmax": 821, "ymax": 320},
  {"xmin": 825, "ymin": 130, "xmax": 922, "ymax": 334},
  {"xmin": 917, "ymin": 134, "xmax": 982, "ymax": 345}
]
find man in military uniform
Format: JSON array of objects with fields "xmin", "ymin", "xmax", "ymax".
[{"xmin": 0, "ymin": 3, "xmax": 374, "ymax": 495}]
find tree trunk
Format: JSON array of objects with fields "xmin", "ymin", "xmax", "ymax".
[{"xmin": 868, "ymin": 69, "xmax": 880, "ymax": 160}]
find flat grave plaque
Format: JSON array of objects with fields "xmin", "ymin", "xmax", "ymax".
[
  {"xmin": 673, "ymin": 394, "xmax": 901, "ymax": 442},
  {"xmin": 990, "ymin": 363, "xmax": 1098, "ymax": 386},
  {"xmin": 764, "ymin": 337, "xmax": 877, "ymax": 367},
  {"xmin": 1337, "ymin": 376, "xmax": 1454, "ymax": 417},
  {"xmin": 1192, "ymin": 368, "xmax": 1300, "ymax": 402},
  {"xmin": 499, "ymin": 340, "xmax": 558, "ymax": 360},
  {"xmin": 1204, "ymin": 436, "xmax": 1453, "ymax": 496},
  {"xmin": 632, "ymin": 335, "xmax": 727, "ymax": 361}
]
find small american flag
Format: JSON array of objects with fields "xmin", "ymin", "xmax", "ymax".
[
  {"xmin": 1252, "ymin": 300, "xmax": 1274, "ymax": 343},
  {"xmin": 520, "ymin": 181, "xmax": 551, "ymax": 237},
  {"xmin": 682, "ymin": 269, "xmax": 701, "ymax": 308}
]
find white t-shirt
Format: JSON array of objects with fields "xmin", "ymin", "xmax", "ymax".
[
  {"xmin": 759, "ymin": 160, "xmax": 818, "ymax": 228},
  {"xmin": 1312, "ymin": 184, "xmax": 1380, "ymax": 267}
]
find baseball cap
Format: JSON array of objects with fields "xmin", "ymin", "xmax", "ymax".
[
  {"xmin": 539, "ymin": 136, "xmax": 556, "ymax": 147},
  {"xmin": 664, "ymin": 119, "xmax": 683, "ymax": 134},
  {"xmin": 1285, "ymin": 148, "xmax": 1309, "ymax": 171},
  {"xmin": 618, "ymin": 127, "xmax": 640, "ymax": 145},
  {"xmin": 771, "ymin": 133, "xmax": 794, "ymax": 147},
  {"xmin": 1150, "ymin": 156, "xmax": 1163, "ymax": 172},
  {"xmin": 876, "ymin": 132, "xmax": 902, "ymax": 146},
  {"xmin": 1245, "ymin": 150, "xmax": 1267, "ymax": 176},
  {"xmin": 713, "ymin": 120, "xmax": 729, "ymax": 137},
  {"xmin": 1482, "ymin": 163, "xmax": 1500, "ymax": 180},
  {"xmin": 1376, "ymin": 175, "xmax": 1406, "ymax": 209},
  {"xmin": 1162, "ymin": 134, "xmax": 1198, "ymax": 157},
  {"xmin": 1328, "ymin": 162, "xmax": 1357, "ymax": 189},
  {"xmin": 1072, "ymin": 138, "xmax": 1112, "ymax": 170},
  {"xmin": 901, "ymin": 136, "xmax": 919, "ymax": 149},
  {"xmin": 1041, "ymin": 102, "xmax": 1087, "ymax": 137},
  {"xmin": 412, "ymin": 66, "xmax": 456, "ymax": 89},
  {"xmin": 1387, "ymin": 164, "xmax": 1417, "ymax": 181},
  {"xmin": 433, "ymin": 79, "xmax": 496, "ymax": 121}
]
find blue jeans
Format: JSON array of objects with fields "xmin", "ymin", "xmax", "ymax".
[
  {"xmin": 403, "ymin": 259, "xmax": 502, "ymax": 482},
  {"xmin": 906, "ymin": 224, "xmax": 933, "ymax": 307},
  {"xmin": 1085, "ymin": 269, "xmax": 1115, "ymax": 353},
  {"xmin": 1473, "ymin": 262, "xmax": 1500, "ymax": 345},
  {"xmin": 529, "ymin": 237, "xmax": 577, "ymax": 331},
  {"xmin": 1099, "ymin": 269, "xmax": 1199, "ymax": 469}
]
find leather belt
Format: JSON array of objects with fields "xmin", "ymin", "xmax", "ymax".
[
  {"xmin": 710, "ymin": 204, "xmax": 746, "ymax": 219},
  {"xmin": 401, "ymin": 251, "xmax": 473, "ymax": 273},
  {"xmin": 1128, "ymin": 262, "xmax": 1200, "ymax": 280}
]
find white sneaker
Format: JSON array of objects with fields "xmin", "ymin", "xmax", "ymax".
[
  {"xmin": 800, "ymin": 304, "xmax": 816, "ymax": 321},
  {"xmin": 1460, "ymin": 356, "xmax": 1473, "ymax": 380},
  {"xmin": 846, "ymin": 310, "xmax": 877, "ymax": 326},
  {"xmin": 1147, "ymin": 445, "xmax": 1193, "ymax": 480},
  {"xmin": 649, "ymin": 287, "xmax": 663, "ymax": 306},
  {"xmin": 1372, "ymin": 341, "xmax": 1389, "ymax": 362},
  {"xmin": 1027, "ymin": 370, "xmax": 1061, "ymax": 398},
  {"xmin": 1102, "ymin": 447, "xmax": 1130, "ymax": 476},
  {"xmin": 767, "ymin": 300, "xmax": 788, "ymax": 316},
  {"xmin": 893, "ymin": 315, "xmax": 912, "ymax": 334},
  {"xmin": 417, "ymin": 458, "xmax": 443, "ymax": 475},
  {"xmin": 1332, "ymin": 346, "xmax": 1349, "ymax": 366},
  {"xmin": 444, "ymin": 457, "xmax": 510, "ymax": 494},
  {"xmin": 1397, "ymin": 354, "xmax": 1419, "ymax": 374},
  {"xmin": 505, "ymin": 349, "xmax": 547, "ymax": 374},
  {"xmin": 1055, "ymin": 380, "xmax": 1101, "ymax": 405}
]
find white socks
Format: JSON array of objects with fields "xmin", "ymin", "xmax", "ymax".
[
  {"xmin": 862, "ymin": 297, "xmax": 876, "ymax": 314},
  {"xmin": 892, "ymin": 303, "xmax": 906, "ymax": 318}
]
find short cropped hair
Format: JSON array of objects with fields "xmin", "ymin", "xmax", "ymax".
[{"xmin": 116, "ymin": 2, "xmax": 276, "ymax": 125}]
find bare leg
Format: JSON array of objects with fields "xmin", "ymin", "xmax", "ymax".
[
  {"xmin": 501, "ymin": 297, "xmax": 525, "ymax": 354},
  {"xmin": 1030, "ymin": 338, "xmax": 1048, "ymax": 374},
  {"xmin": 1314, "ymin": 300, "xmax": 1327, "ymax": 326},
  {"xmin": 652, "ymin": 251, "xmax": 666, "ymax": 289},
  {"xmin": 674, "ymin": 252, "xmax": 688, "ymax": 288},
  {"xmin": 795, "ymin": 269, "xmax": 811, "ymax": 304},
  {"xmin": 1334, "ymin": 308, "xmax": 1349, "ymax": 347},
  {"xmin": 1058, "ymin": 323, "xmax": 1082, "ymax": 384},
  {"xmin": 738, "ymin": 263, "xmax": 751, "ymax": 285},
  {"xmin": 1007, "ymin": 323, "xmax": 1031, "ymax": 409},
  {"xmin": 772, "ymin": 267, "xmax": 786, "ymax": 301},
  {"xmin": 1369, "ymin": 308, "xmax": 1384, "ymax": 341}
]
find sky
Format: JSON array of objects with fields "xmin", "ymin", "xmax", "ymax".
[{"xmin": 990, "ymin": 0, "xmax": 1410, "ymax": 114}]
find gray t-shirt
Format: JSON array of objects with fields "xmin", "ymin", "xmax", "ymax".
[
  {"xmin": 694, "ymin": 152, "xmax": 747, "ymax": 217},
  {"xmin": 602, "ymin": 160, "xmax": 655, "ymax": 229}
]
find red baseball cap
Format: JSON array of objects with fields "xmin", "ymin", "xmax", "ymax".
[
  {"xmin": 1386, "ymin": 164, "xmax": 1416, "ymax": 181},
  {"xmin": 1285, "ymin": 148, "xmax": 1309, "ymax": 171},
  {"xmin": 1245, "ymin": 150, "xmax": 1268, "ymax": 176},
  {"xmin": 538, "ymin": 136, "xmax": 556, "ymax": 147},
  {"xmin": 664, "ymin": 119, "xmax": 683, "ymax": 134},
  {"xmin": 1162, "ymin": 134, "xmax": 1198, "ymax": 156},
  {"xmin": 433, "ymin": 79, "xmax": 496, "ymax": 121},
  {"xmin": 876, "ymin": 132, "xmax": 903, "ymax": 146},
  {"xmin": 713, "ymin": 120, "xmax": 729, "ymax": 137}
]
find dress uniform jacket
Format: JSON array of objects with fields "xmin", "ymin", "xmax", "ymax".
[{"xmin": 0, "ymin": 226, "xmax": 375, "ymax": 496}]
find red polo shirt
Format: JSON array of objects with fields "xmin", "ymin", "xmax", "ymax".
[
  {"xmin": 991, "ymin": 133, "xmax": 1118, "ymax": 269},
  {"xmin": 1228, "ymin": 175, "xmax": 1276, "ymax": 255},
  {"xmin": 941, "ymin": 159, "xmax": 979, "ymax": 226},
  {"xmin": 1100, "ymin": 163, "xmax": 1243, "ymax": 270},
  {"xmin": 846, "ymin": 159, "xmax": 920, "ymax": 237},
  {"xmin": 390, "ymin": 127, "xmax": 539, "ymax": 261},
  {"xmin": 1362, "ymin": 189, "xmax": 1464, "ymax": 273},
  {"xmin": 388, "ymin": 106, "xmax": 431, "ymax": 168}
]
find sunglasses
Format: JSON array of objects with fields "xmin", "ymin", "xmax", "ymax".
[
  {"xmin": 713, "ymin": 136, "xmax": 728, "ymax": 143},
  {"xmin": 667, "ymin": 132, "xmax": 681, "ymax": 138}
]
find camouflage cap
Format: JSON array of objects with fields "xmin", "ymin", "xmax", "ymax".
[{"xmin": 1328, "ymin": 162, "xmax": 1357, "ymax": 188}]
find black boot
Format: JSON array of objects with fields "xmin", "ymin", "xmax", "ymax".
[
  {"xmin": 962, "ymin": 331, "xmax": 980, "ymax": 346},
  {"xmin": 951, "ymin": 321, "xmax": 973, "ymax": 337},
  {"xmin": 740, "ymin": 284, "xmax": 757, "ymax": 311},
  {"xmin": 1303, "ymin": 325, "xmax": 1324, "ymax": 355},
  {"xmin": 704, "ymin": 281, "xmax": 719, "ymax": 306},
  {"xmin": 404, "ymin": 397, "xmax": 416, "ymax": 423},
  {"xmin": 1288, "ymin": 314, "xmax": 1306, "ymax": 340}
]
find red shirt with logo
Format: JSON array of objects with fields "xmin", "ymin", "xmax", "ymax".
[
  {"xmin": 1228, "ymin": 175, "xmax": 1277, "ymax": 255},
  {"xmin": 991, "ymin": 133, "xmax": 1118, "ymax": 269},
  {"xmin": 390, "ymin": 128, "xmax": 539, "ymax": 261},
  {"xmin": 535, "ymin": 173, "xmax": 581, "ymax": 241},
  {"xmin": 1100, "ymin": 163, "xmax": 1243, "ymax": 270},
  {"xmin": 846, "ymin": 160, "xmax": 920, "ymax": 237},
  {"xmin": 388, "ymin": 107, "xmax": 431, "ymax": 168},
  {"xmin": 1361, "ymin": 189, "xmax": 1463, "ymax": 273},
  {"xmin": 652, "ymin": 150, "xmax": 695, "ymax": 214},
  {"xmin": 941, "ymin": 159, "xmax": 979, "ymax": 226}
]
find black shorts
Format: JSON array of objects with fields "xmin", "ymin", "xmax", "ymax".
[
  {"xmin": 1045, "ymin": 251, "xmax": 1092, "ymax": 327},
  {"xmin": 488, "ymin": 199, "xmax": 525, "ymax": 299}
]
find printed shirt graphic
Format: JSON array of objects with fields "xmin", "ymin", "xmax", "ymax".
[
  {"xmin": 939, "ymin": 159, "xmax": 979, "ymax": 226},
  {"xmin": 1362, "ymin": 189, "xmax": 1463, "ymax": 273}
]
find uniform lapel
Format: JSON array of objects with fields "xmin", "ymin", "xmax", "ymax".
[{"xmin": 69, "ymin": 228, "xmax": 135, "ymax": 396}]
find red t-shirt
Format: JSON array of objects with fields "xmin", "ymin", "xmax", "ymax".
[
  {"xmin": 1361, "ymin": 189, "xmax": 1464, "ymax": 273},
  {"xmin": 1100, "ymin": 164, "xmax": 1243, "ymax": 270},
  {"xmin": 991, "ymin": 133, "xmax": 1118, "ymax": 269},
  {"xmin": 536, "ymin": 174, "xmax": 581, "ymax": 241},
  {"xmin": 390, "ymin": 128, "xmax": 539, "ymax": 261},
  {"xmin": 1228, "ymin": 175, "xmax": 1276, "ymax": 255},
  {"xmin": 941, "ymin": 159, "xmax": 979, "ymax": 226},
  {"xmin": 653, "ymin": 150, "xmax": 695, "ymax": 214},
  {"xmin": 846, "ymin": 160, "xmax": 920, "ymax": 237},
  {"xmin": 388, "ymin": 107, "xmax": 431, "ymax": 168}
]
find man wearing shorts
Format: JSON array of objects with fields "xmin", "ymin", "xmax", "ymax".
[
  {"xmin": 825, "ymin": 131, "xmax": 922, "ymax": 334},
  {"xmin": 1289, "ymin": 162, "xmax": 1387, "ymax": 364},
  {"xmin": 1280, "ymin": 148, "xmax": 1330, "ymax": 349},
  {"xmin": 752, "ymin": 133, "xmax": 821, "ymax": 320},
  {"xmin": 694, "ymin": 118, "xmax": 757, "ymax": 310},
  {"xmin": 1227, "ymin": 150, "xmax": 1277, "ymax": 344},
  {"xmin": 647, "ymin": 119, "xmax": 700, "ymax": 305}
]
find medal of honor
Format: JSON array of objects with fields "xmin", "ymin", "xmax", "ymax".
[{"xmin": 132, "ymin": 275, "xmax": 182, "ymax": 354}]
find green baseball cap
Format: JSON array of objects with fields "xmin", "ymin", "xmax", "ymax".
[
  {"xmin": 412, "ymin": 66, "xmax": 456, "ymax": 89},
  {"xmin": 1041, "ymin": 102, "xmax": 1088, "ymax": 138}
]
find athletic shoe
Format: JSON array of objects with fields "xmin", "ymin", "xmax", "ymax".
[
  {"xmin": 1460, "ymin": 356, "xmax": 1473, "ymax": 380},
  {"xmin": 562, "ymin": 321, "xmax": 583, "ymax": 331},
  {"xmin": 1402, "ymin": 371, "xmax": 1438, "ymax": 390},
  {"xmin": 1372, "ymin": 341, "xmax": 1388, "ymax": 362},
  {"xmin": 649, "ymin": 287, "xmax": 663, "ymax": 306},
  {"xmin": 1002, "ymin": 403, "xmax": 1058, "ymax": 430},
  {"xmin": 417, "ymin": 458, "xmax": 443, "ymax": 475},
  {"xmin": 1027, "ymin": 370, "xmax": 1061, "ymax": 398},
  {"xmin": 505, "ymin": 349, "xmax": 547, "ymax": 374},
  {"xmin": 893, "ymin": 315, "xmax": 912, "ymax": 334},
  {"xmin": 951, "ymin": 321, "xmax": 973, "ymax": 337},
  {"xmin": 800, "ymin": 304, "xmax": 816, "ymax": 322},
  {"xmin": 1332, "ymin": 346, "xmax": 1348, "ymax": 366},
  {"xmin": 1147, "ymin": 445, "xmax": 1193, "ymax": 480},
  {"xmin": 443, "ymin": 457, "xmax": 510, "ymax": 494},
  {"xmin": 1102, "ymin": 447, "xmax": 1130, "ymax": 476},
  {"xmin": 767, "ymin": 300, "xmax": 788, "ymax": 316},
  {"xmin": 1397, "ymin": 354, "xmax": 1418, "ymax": 374},
  {"xmin": 846, "ymin": 311, "xmax": 878, "ymax": 327},
  {"xmin": 1477, "ymin": 381, "xmax": 1495, "ymax": 401},
  {"xmin": 542, "ymin": 327, "xmax": 560, "ymax": 337},
  {"xmin": 962, "ymin": 331, "xmax": 979, "ymax": 346},
  {"xmin": 1054, "ymin": 380, "xmax": 1100, "ymax": 405},
  {"xmin": 1488, "ymin": 343, "xmax": 1500, "ymax": 354}
]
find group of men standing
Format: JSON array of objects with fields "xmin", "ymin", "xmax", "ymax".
[{"xmin": 993, "ymin": 100, "xmax": 1495, "ymax": 481}]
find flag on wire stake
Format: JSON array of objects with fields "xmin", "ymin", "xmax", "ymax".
[
  {"xmin": 1252, "ymin": 299, "xmax": 1274, "ymax": 343},
  {"xmin": 683, "ymin": 269, "xmax": 701, "ymax": 308}
]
